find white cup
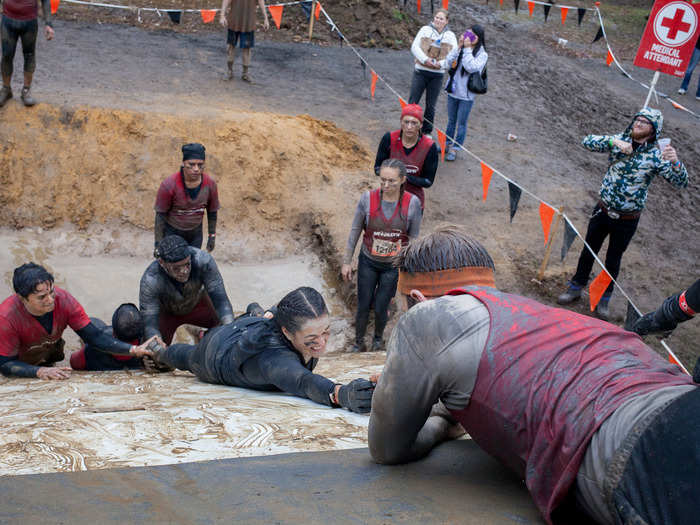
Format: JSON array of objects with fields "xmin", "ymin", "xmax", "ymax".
[{"xmin": 658, "ymin": 138, "xmax": 671, "ymax": 150}]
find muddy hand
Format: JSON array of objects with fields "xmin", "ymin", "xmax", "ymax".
[
  {"xmin": 341, "ymin": 264, "xmax": 353, "ymax": 282},
  {"xmin": 220, "ymin": 15, "xmax": 226, "ymax": 28},
  {"xmin": 337, "ymin": 378, "xmax": 375, "ymax": 413},
  {"xmin": 37, "ymin": 366, "xmax": 71, "ymax": 380},
  {"xmin": 612, "ymin": 138, "xmax": 632, "ymax": 155},
  {"xmin": 45, "ymin": 26, "xmax": 54, "ymax": 41},
  {"xmin": 369, "ymin": 373, "xmax": 381, "ymax": 384},
  {"xmin": 130, "ymin": 336, "xmax": 160, "ymax": 358},
  {"xmin": 661, "ymin": 145, "xmax": 678, "ymax": 164}
]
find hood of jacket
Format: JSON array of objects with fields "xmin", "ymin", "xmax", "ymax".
[{"xmin": 624, "ymin": 107, "xmax": 663, "ymax": 142}]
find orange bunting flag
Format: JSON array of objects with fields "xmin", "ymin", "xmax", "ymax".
[
  {"xmin": 268, "ymin": 5, "xmax": 283, "ymax": 29},
  {"xmin": 417, "ymin": 0, "xmax": 422, "ymax": 14},
  {"xmin": 561, "ymin": 6, "xmax": 569, "ymax": 24},
  {"xmin": 436, "ymin": 130, "xmax": 447, "ymax": 162},
  {"xmin": 538, "ymin": 202, "xmax": 556, "ymax": 245},
  {"xmin": 442, "ymin": 0, "xmax": 449, "ymax": 10},
  {"xmin": 399, "ymin": 97, "xmax": 407, "ymax": 110},
  {"xmin": 315, "ymin": 1, "xmax": 321, "ymax": 20},
  {"xmin": 370, "ymin": 71, "xmax": 378, "ymax": 99},
  {"xmin": 201, "ymin": 9, "xmax": 216, "ymax": 23},
  {"xmin": 667, "ymin": 350, "xmax": 689, "ymax": 374},
  {"xmin": 671, "ymin": 100, "xmax": 686, "ymax": 110},
  {"xmin": 606, "ymin": 50, "xmax": 613, "ymax": 66},
  {"xmin": 589, "ymin": 270, "xmax": 612, "ymax": 312},
  {"xmin": 500, "ymin": 0, "xmax": 504, "ymax": 4},
  {"xmin": 481, "ymin": 162, "xmax": 494, "ymax": 201},
  {"xmin": 50, "ymin": 0, "xmax": 59, "ymax": 14},
  {"xmin": 527, "ymin": 1, "xmax": 534, "ymax": 17}
]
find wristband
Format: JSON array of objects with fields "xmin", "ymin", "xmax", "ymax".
[
  {"xmin": 129, "ymin": 345, "xmax": 136, "ymax": 355},
  {"xmin": 609, "ymin": 138, "xmax": 614, "ymax": 148},
  {"xmin": 329, "ymin": 385, "xmax": 340, "ymax": 406},
  {"xmin": 679, "ymin": 291, "xmax": 696, "ymax": 317},
  {"xmin": 209, "ymin": 233, "xmax": 216, "ymax": 237},
  {"xmin": 673, "ymin": 160, "xmax": 681, "ymax": 168}
]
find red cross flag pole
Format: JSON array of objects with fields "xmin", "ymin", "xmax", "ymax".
[{"xmin": 633, "ymin": 0, "xmax": 700, "ymax": 108}]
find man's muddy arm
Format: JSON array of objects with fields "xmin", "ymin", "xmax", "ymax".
[
  {"xmin": 0, "ymin": 355, "xmax": 40, "ymax": 378},
  {"xmin": 201, "ymin": 255, "xmax": 234, "ymax": 324},
  {"xmin": 40, "ymin": 0, "xmax": 53, "ymax": 26},
  {"xmin": 154, "ymin": 213, "xmax": 167, "ymax": 248}
]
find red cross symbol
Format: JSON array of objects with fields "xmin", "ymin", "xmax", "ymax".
[{"xmin": 660, "ymin": 8, "xmax": 692, "ymax": 40}]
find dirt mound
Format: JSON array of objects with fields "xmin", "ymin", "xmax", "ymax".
[{"xmin": 0, "ymin": 104, "xmax": 371, "ymax": 248}]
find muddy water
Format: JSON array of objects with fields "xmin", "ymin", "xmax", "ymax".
[
  {"xmin": 0, "ymin": 225, "xmax": 351, "ymax": 353},
  {"xmin": 0, "ymin": 353, "xmax": 384, "ymax": 476}
]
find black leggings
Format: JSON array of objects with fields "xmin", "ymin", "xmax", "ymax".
[
  {"xmin": 1, "ymin": 16, "xmax": 38, "ymax": 79},
  {"xmin": 355, "ymin": 251, "xmax": 398, "ymax": 344},
  {"xmin": 408, "ymin": 69, "xmax": 444, "ymax": 135},
  {"xmin": 164, "ymin": 221, "xmax": 203, "ymax": 249},
  {"xmin": 572, "ymin": 203, "xmax": 640, "ymax": 296}
]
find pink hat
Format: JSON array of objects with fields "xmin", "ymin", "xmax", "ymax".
[{"xmin": 401, "ymin": 104, "xmax": 424, "ymax": 123}]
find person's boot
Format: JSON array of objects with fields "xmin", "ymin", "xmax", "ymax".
[
  {"xmin": 350, "ymin": 339, "xmax": 366, "ymax": 353},
  {"xmin": 557, "ymin": 282, "xmax": 582, "ymax": 305},
  {"xmin": 0, "ymin": 86, "xmax": 12, "ymax": 107},
  {"xmin": 371, "ymin": 336, "xmax": 383, "ymax": 351},
  {"xmin": 245, "ymin": 302, "xmax": 265, "ymax": 317},
  {"xmin": 20, "ymin": 86, "xmax": 36, "ymax": 107},
  {"xmin": 225, "ymin": 62, "xmax": 234, "ymax": 81},
  {"xmin": 595, "ymin": 295, "xmax": 612, "ymax": 321},
  {"xmin": 241, "ymin": 65, "xmax": 251, "ymax": 82}
]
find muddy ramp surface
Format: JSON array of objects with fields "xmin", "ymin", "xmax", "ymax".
[{"xmin": 0, "ymin": 441, "xmax": 547, "ymax": 525}]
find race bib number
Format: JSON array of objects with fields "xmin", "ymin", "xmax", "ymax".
[{"xmin": 371, "ymin": 232, "xmax": 402, "ymax": 257}]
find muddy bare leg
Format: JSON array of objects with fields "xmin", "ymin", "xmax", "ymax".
[
  {"xmin": 241, "ymin": 48, "xmax": 251, "ymax": 81},
  {"xmin": 226, "ymin": 44, "xmax": 235, "ymax": 80}
]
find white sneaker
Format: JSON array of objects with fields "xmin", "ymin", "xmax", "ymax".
[{"xmin": 678, "ymin": 88, "xmax": 687, "ymax": 94}]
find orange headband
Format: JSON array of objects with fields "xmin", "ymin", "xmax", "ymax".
[{"xmin": 398, "ymin": 267, "xmax": 495, "ymax": 297}]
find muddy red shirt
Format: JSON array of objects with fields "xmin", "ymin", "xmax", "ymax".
[
  {"xmin": 154, "ymin": 171, "xmax": 220, "ymax": 231},
  {"xmin": 0, "ymin": 288, "xmax": 91, "ymax": 360},
  {"xmin": 362, "ymin": 188, "xmax": 412, "ymax": 258},
  {"xmin": 2, "ymin": 0, "xmax": 39, "ymax": 20},
  {"xmin": 389, "ymin": 130, "xmax": 433, "ymax": 208},
  {"xmin": 446, "ymin": 286, "xmax": 694, "ymax": 522}
]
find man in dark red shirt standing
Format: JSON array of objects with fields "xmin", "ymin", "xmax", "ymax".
[
  {"xmin": 1, "ymin": 0, "xmax": 55, "ymax": 106},
  {"xmin": 0, "ymin": 263, "xmax": 157, "ymax": 379},
  {"xmin": 154, "ymin": 143, "xmax": 220, "ymax": 252}
]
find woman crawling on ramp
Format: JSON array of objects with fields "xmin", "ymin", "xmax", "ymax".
[{"xmin": 152, "ymin": 287, "xmax": 375, "ymax": 413}]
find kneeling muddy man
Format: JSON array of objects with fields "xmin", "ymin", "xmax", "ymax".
[
  {"xmin": 151, "ymin": 287, "xmax": 375, "ymax": 413},
  {"xmin": 139, "ymin": 235, "xmax": 234, "ymax": 345},
  {"xmin": 0, "ymin": 263, "xmax": 156, "ymax": 379},
  {"xmin": 369, "ymin": 226, "xmax": 699, "ymax": 525},
  {"xmin": 70, "ymin": 303, "xmax": 150, "ymax": 371}
]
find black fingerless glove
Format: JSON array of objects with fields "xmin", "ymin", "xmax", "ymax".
[
  {"xmin": 633, "ymin": 293, "xmax": 690, "ymax": 336},
  {"xmin": 337, "ymin": 378, "xmax": 375, "ymax": 414},
  {"xmin": 206, "ymin": 234, "xmax": 216, "ymax": 252}
]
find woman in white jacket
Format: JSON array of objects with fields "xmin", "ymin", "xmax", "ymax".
[
  {"xmin": 408, "ymin": 8, "xmax": 457, "ymax": 137},
  {"xmin": 442, "ymin": 24, "xmax": 487, "ymax": 162}
]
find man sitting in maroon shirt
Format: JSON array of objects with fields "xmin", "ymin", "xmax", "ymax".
[
  {"xmin": 0, "ymin": 263, "xmax": 157, "ymax": 379},
  {"xmin": 154, "ymin": 143, "xmax": 220, "ymax": 252},
  {"xmin": 1, "ymin": 0, "xmax": 55, "ymax": 106}
]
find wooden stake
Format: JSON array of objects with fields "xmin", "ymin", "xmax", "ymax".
[
  {"xmin": 308, "ymin": 0, "xmax": 317, "ymax": 42},
  {"xmin": 537, "ymin": 206, "xmax": 564, "ymax": 281}
]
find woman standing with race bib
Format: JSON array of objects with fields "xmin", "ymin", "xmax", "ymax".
[{"xmin": 342, "ymin": 159, "xmax": 422, "ymax": 352}]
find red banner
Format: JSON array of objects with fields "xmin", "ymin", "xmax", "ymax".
[{"xmin": 633, "ymin": 0, "xmax": 700, "ymax": 77}]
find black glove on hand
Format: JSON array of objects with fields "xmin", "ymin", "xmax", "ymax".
[
  {"xmin": 206, "ymin": 234, "xmax": 216, "ymax": 252},
  {"xmin": 633, "ymin": 293, "xmax": 689, "ymax": 336},
  {"xmin": 337, "ymin": 378, "xmax": 375, "ymax": 413}
]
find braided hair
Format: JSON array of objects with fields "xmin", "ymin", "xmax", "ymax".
[
  {"xmin": 376, "ymin": 158, "xmax": 408, "ymax": 220},
  {"xmin": 275, "ymin": 287, "xmax": 328, "ymax": 334}
]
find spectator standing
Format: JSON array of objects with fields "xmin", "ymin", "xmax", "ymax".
[
  {"xmin": 443, "ymin": 25, "xmax": 488, "ymax": 162},
  {"xmin": 408, "ymin": 8, "xmax": 457, "ymax": 137},
  {"xmin": 219, "ymin": 0, "xmax": 269, "ymax": 82},
  {"xmin": 677, "ymin": 34, "xmax": 699, "ymax": 99}
]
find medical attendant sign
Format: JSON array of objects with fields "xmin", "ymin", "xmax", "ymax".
[{"xmin": 634, "ymin": 0, "xmax": 700, "ymax": 77}]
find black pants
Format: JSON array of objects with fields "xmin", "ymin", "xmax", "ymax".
[
  {"xmin": 164, "ymin": 221, "xmax": 203, "ymax": 249},
  {"xmin": 159, "ymin": 325, "xmax": 224, "ymax": 384},
  {"xmin": 608, "ymin": 387, "xmax": 700, "ymax": 525},
  {"xmin": 408, "ymin": 69, "xmax": 444, "ymax": 135},
  {"xmin": 355, "ymin": 251, "xmax": 398, "ymax": 344},
  {"xmin": 85, "ymin": 346, "xmax": 142, "ymax": 370},
  {"xmin": 1, "ymin": 16, "xmax": 37, "ymax": 79},
  {"xmin": 572, "ymin": 203, "xmax": 639, "ymax": 296}
]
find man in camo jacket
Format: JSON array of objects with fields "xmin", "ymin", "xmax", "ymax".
[{"xmin": 557, "ymin": 108, "xmax": 688, "ymax": 320}]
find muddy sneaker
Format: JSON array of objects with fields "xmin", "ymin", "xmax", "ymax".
[
  {"xmin": 20, "ymin": 86, "xmax": 36, "ymax": 106},
  {"xmin": 245, "ymin": 302, "xmax": 265, "ymax": 317},
  {"xmin": 371, "ymin": 336, "xmax": 383, "ymax": 351},
  {"xmin": 350, "ymin": 341, "xmax": 367, "ymax": 353},
  {"xmin": 225, "ymin": 69, "xmax": 234, "ymax": 81},
  {"xmin": 557, "ymin": 282, "xmax": 582, "ymax": 305},
  {"xmin": 595, "ymin": 297, "xmax": 612, "ymax": 321},
  {"xmin": 0, "ymin": 86, "xmax": 12, "ymax": 107},
  {"xmin": 678, "ymin": 88, "xmax": 686, "ymax": 95},
  {"xmin": 445, "ymin": 150, "xmax": 456, "ymax": 161}
]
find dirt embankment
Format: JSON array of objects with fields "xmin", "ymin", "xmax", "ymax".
[{"xmin": 0, "ymin": 104, "xmax": 371, "ymax": 262}]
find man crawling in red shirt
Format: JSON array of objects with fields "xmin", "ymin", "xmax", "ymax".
[{"xmin": 0, "ymin": 263, "xmax": 158, "ymax": 379}]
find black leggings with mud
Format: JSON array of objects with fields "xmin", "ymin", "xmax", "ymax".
[{"xmin": 1, "ymin": 17, "xmax": 38, "ymax": 78}]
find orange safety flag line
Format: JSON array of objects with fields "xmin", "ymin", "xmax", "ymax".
[
  {"xmin": 417, "ymin": 0, "xmax": 421, "ymax": 14},
  {"xmin": 481, "ymin": 162, "xmax": 494, "ymax": 201},
  {"xmin": 315, "ymin": 1, "xmax": 321, "ymax": 20},
  {"xmin": 442, "ymin": 0, "xmax": 449, "ymax": 10},
  {"xmin": 589, "ymin": 270, "xmax": 612, "ymax": 311},
  {"xmin": 200, "ymin": 9, "xmax": 216, "ymax": 23},
  {"xmin": 606, "ymin": 50, "xmax": 613, "ymax": 66},
  {"xmin": 399, "ymin": 97, "xmax": 407, "ymax": 110},
  {"xmin": 539, "ymin": 202, "xmax": 555, "ymax": 245},
  {"xmin": 370, "ymin": 71, "xmax": 378, "ymax": 99},
  {"xmin": 670, "ymin": 100, "xmax": 687, "ymax": 111},
  {"xmin": 50, "ymin": 0, "xmax": 59, "ymax": 14},
  {"xmin": 436, "ymin": 130, "xmax": 447, "ymax": 162},
  {"xmin": 500, "ymin": 0, "xmax": 504, "ymax": 5},
  {"xmin": 268, "ymin": 5, "xmax": 283, "ymax": 29},
  {"xmin": 561, "ymin": 6, "xmax": 568, "ymax": 24},
  {"xmin": 528, "ymin": 1, "xmax": 534, "ymax": 17}
]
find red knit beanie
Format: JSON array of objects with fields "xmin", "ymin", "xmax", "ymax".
[{"xmin": 401, "ymin": 104, "xmax": 424, "ymax": 123}]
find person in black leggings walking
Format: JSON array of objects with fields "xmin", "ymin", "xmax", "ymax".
[
  {"xmin": 1, "ymin": 0, "xmax": 55, "ymax": 107},
  {"xmin": 342, "ymin": 159, "xmax": 422, "ymax": 352}
]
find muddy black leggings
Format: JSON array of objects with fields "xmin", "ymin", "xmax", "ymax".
[
  {"xmin": 355, "ymin": 251, "xmax": 398, "ymax": 344},
  {"xmin": 1, "ymin": 16, "xmax": 38, "ymax": 78}
]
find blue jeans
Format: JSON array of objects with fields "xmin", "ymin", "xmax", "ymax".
[
  {"xmin": 679, "ymin": 47, "xmax": 700, "ymax": 96},
  {"xmin": 445, "ymin": 95, "xmax": 474, "ymax": 151}
]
